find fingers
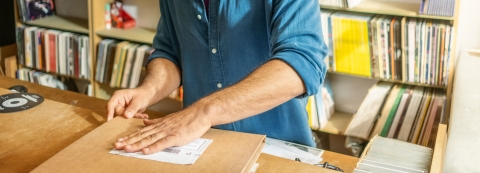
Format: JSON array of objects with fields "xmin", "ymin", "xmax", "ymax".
[
  {"xmin": 143, "ymin": 118, "xmax": 162, "ymax": 126},
  {"xmin": 124, "ymin": 99, "xmax": 144, "ymax": 119},
  {"xmin": 142, "ymin": 136, "xmax": 177, "ymax": 154},
  {"xmin": 114, "ymin": 120, "xmax": 166, "ymax": 149},
  {"xmin": 106, "ymin": 96, "xmax": 121, "ymax": 121},
  {"xmin": 133, "ymin": 113, "xmax": 149, "ymax": 119},
  {"xmin": 124, "ymin": 132, "xmax": 169, "ymax": 153}
]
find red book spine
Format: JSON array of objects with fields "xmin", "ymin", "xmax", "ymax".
[{"xmin": 49, "ymin": 34, "xmax": 56, "ymax": 73}]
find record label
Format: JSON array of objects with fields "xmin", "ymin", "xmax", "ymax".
[{"xmin": 0, "ymin": 93, "xmax": 44, "ymax": 113}]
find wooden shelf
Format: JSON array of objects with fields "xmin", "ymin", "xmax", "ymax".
[
  {"xmin": 327, "ymin": 70, "xmax": 448, "ymax": 89},
  {"xmin": 314, "ymin": 111, "xmax": 353, "ymax": 135},
  {"xmin": 96, "ymin": 27, "xmax": 156, "ymax": 44},
  {"xmin": 320, "ymin": 0, "xmax": 454, "ymax": 20},
  {"xmin": 24, "ymin": 15, "xmax": 89, "ymax": 34}
]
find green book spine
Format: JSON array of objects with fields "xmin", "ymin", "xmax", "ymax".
[{"xmin": 380, "ymin": 85, "xmax": 407, "ymax": 137}]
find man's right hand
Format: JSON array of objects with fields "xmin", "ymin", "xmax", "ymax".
[{"xmin": 106, "ymin": 88, "xmax": 153, "ymax": 121}]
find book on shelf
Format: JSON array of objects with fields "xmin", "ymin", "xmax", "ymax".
[
  {"xmin": 419, "ymin": 0, "xmax": 456, "ymax": 17},
  {"xmin": 345, "ymin": 82, "xmax": 446, "ymax": 148},
  {"xmin": 16, "ymin": 26, "xmax": 91, "ymax": 79},
  {"xmin": 318, "ymin": 0, "xmax": 360, "ymax": 9},
  {"xmin": 320, "ymin": 10, "xmax": 454, "ymax": 86},
  {"xmin": 96, "ymin": 40, "xmax": 152, "ymax": 89},
  {"xmin": 354, "ymin": 135, "xmax": 433, "ymax": 173},
  {"xmin": 16, "ymin": 68, "xmax": 93, "ymax": 96},
  {"xmin": 16, "ymin": 0, "xmax": 56, "ymax": 22},
  {"xmin": 307, "ymin": 78, "xmax": 335, "ymax": 130}
]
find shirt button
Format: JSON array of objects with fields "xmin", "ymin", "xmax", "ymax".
[
  {"xmin": 217, "ymin": 83, "xmax": 222, "ymax": 88},
  {"xmin": 197, "ymin": 15, "xmax": 202, "ymax": 20},
  {"xmin": 212, "ymin": 48, "xmax": 217, "ymax": 54}
]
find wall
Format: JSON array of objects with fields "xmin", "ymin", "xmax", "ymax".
[
  {"xmin": 55, "ymin": 0, "xmax": 88, "ymax": 19},
  {"xmin": 454, "ymin": 0, "xmax": 480, "ymax": 56}
]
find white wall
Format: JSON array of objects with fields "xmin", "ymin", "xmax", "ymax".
[
  {"xmin": 454, "ymin": 0, "xmax": 480, "ymax": 56},
  {"xmin": 55, "ymin": 0, "xmax": 88, "ymax": 19},
  {"xmin": 123, "ymin": 0, "xmax": 160, "ymax": 29}
]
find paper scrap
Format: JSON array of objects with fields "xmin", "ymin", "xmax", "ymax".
[
  {"xmin": 109, "ymin": 138, "xmax": 213, "ymax": 165},
  {"xmin": 262, "ymin": 137, "xmax": 323, "ymax": 165}
]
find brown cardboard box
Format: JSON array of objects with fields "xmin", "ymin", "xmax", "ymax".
[
  {"xmin": 32, "ymin": 117, "xmax": 266, "ymax": 173},
  {"xmin": 0, "ymin": 88, "xmax": 104, "ymax": 173}
]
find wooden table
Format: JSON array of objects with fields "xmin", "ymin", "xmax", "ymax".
[{"xmin": 0, "ymin": 76, "xmax": 358, "ymax": 172}]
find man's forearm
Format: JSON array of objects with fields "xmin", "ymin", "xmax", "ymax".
[
  {"xmin": 139, "ymin": 58, "xmax": 182, "ymax": 105},
  {"xmin": 194, "ymin": 59, "xmax": 306, "ymax": 126}
]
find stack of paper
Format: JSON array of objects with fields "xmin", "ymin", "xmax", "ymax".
[{"xmin": 354, "ymin": 136, "xmax": 433, "ymax": 173}]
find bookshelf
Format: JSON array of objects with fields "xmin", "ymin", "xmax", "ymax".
[
  {"xmin": 316, "ymin": 0, "xmax": 460, "ymax": 139},
  {"xmin": 13, "ymin": 0, "xmax": 95, "ymax": 94}
]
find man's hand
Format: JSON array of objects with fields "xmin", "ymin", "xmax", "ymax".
[
  {"xmin": 106, "ymin": 88, "xmax": 153, "ymax": 121},
  {"xmin": 113, "ymin": 106, "xmax": 211, "ymax": 154}
]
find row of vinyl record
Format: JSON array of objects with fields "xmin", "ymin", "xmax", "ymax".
[
  {"xmin": 96, "ymin": 39, "xmax": 183, "ymax": 101},
  {"xmin": 354, "ymin": 136, "xmax": 433, "ymax": 173},
  {"xmin": 95, "ymin": 39, "xmax": 152, "ymax": 89},
  {"xmin": 16, "ymin": 26, "xmax": 91, "ymax": 79},
  {"xmin": 306, "ymin": 80, "xmax": 335, "ymax": 130},
  {"xmin": 16, "ymin": 0, "xmax": 56, "ymax": 22},
  {"xmin": 345, "ymin": 82, "xmax": 446, "ymax": 148},
  {"xmin": 16, "ymin": 68, "xmax": 93, "ymax": 97},
  {"xmin": 321, "ymin": 10, "xmax": 454, "ymax": 86},
  {"xmin": 420, "ymin": 0, "xmax": 456, "ymax": 17}
]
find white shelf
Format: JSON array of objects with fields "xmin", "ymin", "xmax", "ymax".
[
  {"xmin": 24, "ymin": 15, "xmax": 89, "ymax": 34},
  {"xmin": 96, "ymin": 27, "xmax": 156, "ymax": 44},
  {"xmin": 321, "ymin": 0, "xmax": 454, "ymax": 20}
]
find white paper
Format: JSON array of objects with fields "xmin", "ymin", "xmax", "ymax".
[
  {"xmin": 109, "ymin": 138, "xmax": 213, "ymax": 165},
  {"xmin": 262, "ymin": 137, "xmax": 323, "ymax": 165}
]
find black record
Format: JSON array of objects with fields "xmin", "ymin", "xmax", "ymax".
[{"xmin": 0, "ymin": 93, "xmax": 44, "ymax": 113}]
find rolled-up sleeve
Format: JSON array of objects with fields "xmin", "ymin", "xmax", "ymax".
[
  {"xmin": 268, "ymin": 0, "xmax": 328, "ymax": 98},
  {"xmin": 147, "ymin": 0, "xmax": 181, "ymax": 69}
]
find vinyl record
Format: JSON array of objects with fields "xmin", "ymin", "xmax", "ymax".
[{"xmin": 0, "ymin": 93, "xmax": 44, "ymax": 113}]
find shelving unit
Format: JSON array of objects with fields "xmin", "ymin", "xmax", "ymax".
[{"xmin": 13, "ymin": 0, "xmax": 95, "ymax": 95}]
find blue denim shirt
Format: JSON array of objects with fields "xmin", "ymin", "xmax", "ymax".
[{"xmin": 148, "ymin": 0, "xmax": 327, "ymax": 147}]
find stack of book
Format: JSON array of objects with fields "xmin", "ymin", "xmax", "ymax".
[
  {"xmin": 16, "ymin": 26, "xmax": 91, "ymax": 79},
  {"xmin": 419, "ymin": 0, "xmax": 456, "ymax": 17},
  {"xmin": 16, "ymin": 68, "xmax": 93, "ymax": 96},
  {"xmin": 16, "ymin": 0, "xmax": 56, "ymax": 22},
  {"xmin": 354, "ymin": 136, "xmax": 433, "ymax": 173},
  {"xmin": 345, "ymin": 82, "xmax": 446, "ymax": 148},
  {"xmin": 306, "ymin": 80, "xmax": 335, "ymax": 130},
  {"xmin": 320, "ymin": 10, "xmax": 454, "ymax": 86},
  {"xmin": 319, "ymin": 0, "xmax": 349, "ymax": 8},
  {"xmin": 95, "ymin": 39, "xmax": 152, "ymax": 89},
  {"xmin": 16, "ymin": 68, "xmax": 67, "ymax": 90}
]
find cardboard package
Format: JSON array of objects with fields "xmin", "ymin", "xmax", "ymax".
[
  {"xmin": 0, "ymin": 88, "xmax": 103, "ymax": 173},
  {"xmin": 32, "ymin": 117, "xmax": 266, "ymax": 173}
]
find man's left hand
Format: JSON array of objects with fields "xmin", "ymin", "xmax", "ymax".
[{"xmin": 113, "ymin": 107, "xmax": 212, "ymax": 154}]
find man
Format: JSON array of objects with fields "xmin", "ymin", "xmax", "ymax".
[{"xmin": 107, "ymin": 0, "xmax": 327, "ymax": 155}]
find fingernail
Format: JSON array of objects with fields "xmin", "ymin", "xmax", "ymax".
[
  {"xmin": 125, "ymin": 145, "xmax": 131, "ymax": 148},
  {"xmin": 115, "ymin": 142, "xmax": 123, "ymax": 146},
  {"xmin": 144, "ymin": 148, "xmax": 150, "ymax": 152},
  {"xmin": 117, "ymin": 138, "xmax": 124, "ymax": 142}
]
